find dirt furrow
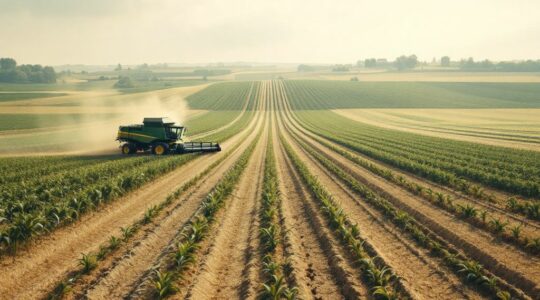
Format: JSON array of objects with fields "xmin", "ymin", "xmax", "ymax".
[
  {"xmin": 272, "ymin": 114, "xmax": 368, "ymax": 298},
  {"xmin": 81, "ymin": 91, "xmax": 267, "ymax": 299},
  {"xmin": 0, "ymin": 93, "xmax": 262, "ymax": 300},
  {"xmin": 275, "ymin": 106, "xmax": 481, "ymax": 299},
  {"xmin": 183, "ymin": 118, "xmax": 267, "ymax": 300},
  {"xmin": 276, "ymin": 81, "xmax": 540, "ymax": 297}
]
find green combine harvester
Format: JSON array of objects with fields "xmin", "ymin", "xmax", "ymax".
[{"xmin": 117, "ymin": 117, "xmax": 221, "ymax": 155}]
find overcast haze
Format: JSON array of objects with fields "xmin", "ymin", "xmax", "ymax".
[{"xmin": 1, "ymin": 0, "xmax": 539, "ymax": 65}]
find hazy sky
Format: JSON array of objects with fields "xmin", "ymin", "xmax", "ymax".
[{"xmin": 1, "ymin": 0, "xmax": 539, "ymax": 65}]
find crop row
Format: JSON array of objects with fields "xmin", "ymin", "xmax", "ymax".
[
  {"xmin": 293, "ymin": 110, "xmax": 540, "ymax": 198},
  {"xmin": 289, "ymin": 130, "xmax": 524, "ymax": 299},
  {"xmin": 185, "ymin": 81, "xmax": 260, "ymax": 136},
  {"xmin": 259, "ymin": 134, "xmax": 298, "ymax": 299},
  {"xmin": 294, "ymin": 116, "xmax": 540, "ymax": 221},
  {"xmin": 148, "ymin": 131, "xmax": 261, "ymax": 299},
  {"xmin": 47, "ymin": 130, "xmax": 248, "ymax": 299},
  {"xmin": 283, "ymin": 81, "xmax": 540, "ymax": 179},
  {"xmin": 0, "ymin": 155, "xmax": 111, "ymax": 185},
  {"xmin": 280, "ymin": 134, "xmax": 405, "ymax": 299},
  {"xmin": 186, "ymin": 81, "xmax": 255, "ymax": 111},
  {"xmin": 288, "ymin": 123, "xmax": 540, "ymax": 254},
  {"xmin": 0, "ymin": 154, "xmax": 196, "ymax": 254},
  {"xmin": 282, "ymin": 79, "xmax": 540, "ymax": 110}
]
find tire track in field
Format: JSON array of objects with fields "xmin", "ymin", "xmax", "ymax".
[
  {"xmin": 270, "ymin": 91, "xmax": 368, "ymax": 299},
  {"xmin": 184, "ymin": 116, "xmax": 267, "ymax": 300},
  {"xmin": 0, "ymin": 90, "xmax": 263, "ymax": 300},
  {"xmin": 276, "ymin": 80, "xmax": 540, "ymax": 297},
  {"xmin": 81, "ymin": 91, "xmax": 267, "ymax": 299}
]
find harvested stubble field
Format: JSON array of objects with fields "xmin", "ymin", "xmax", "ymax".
[{"xmin": 0, "ymin": 79, "xmax": 539, "ymax": 300}]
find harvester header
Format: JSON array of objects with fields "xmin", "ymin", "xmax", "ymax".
[{"xmin": 117, "ymin": 117, "xmax": 221, "ymax": 155}]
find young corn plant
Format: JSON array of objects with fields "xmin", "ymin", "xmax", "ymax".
[
  {"xmin": 260, "ymin": 225, "xmax": 280, "ymax": 252},
  {"xmin": 120, "ymin": 225, "xmax": 135, "ymax": 241},
  {"xmin": 489, "ymin": 218, "xmax": 508, "ymax": 235},
  {"xmin": 108, "ymin": 235, "xmax": 120, "ymax": 250},
  {"xmin": 174, "ymin": 240, "xmax": 197, "ymax": 270},
  {"xmin": 153, "ymin": 270, "xmax": 177, "ymax": 299},
  {"xmin": 262, "ymin": 274, "xmax": 286, "ymax": 300},
  {"xmin": 79, "ymin": 253, "xmax": 97, "ymax": 273}
]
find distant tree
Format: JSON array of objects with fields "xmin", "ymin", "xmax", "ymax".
[
  {"xmin": 114, "ymin": 76, "xmax": 134, "ymax": 88},
  {"xmin": 356, "ymin": 60, "xmax": 363, "ymax": 67},
  {"xmin": 42, "ymin": 66, "xmax": 57, "ymax": 83},
  {"xmin": 460, "ymin": 57, "xmax": 476, "ymax": 69},
  {"xmin": 441, "ymin": 56, "xmax": 450, "ymax": 67},
  {"xmin": 0, "ymin": 58, "xmax": 56, "ymax": 83},
  {"xmin": 0, "ymin": 58, "xmax": 16, "ymax": 70},
  {"xmin": 497, "ymin": 60, "xmax": 540, "ymax": 72},
  {"xmin": 459, "ymin": 57, "xmax": 490, "ymax": 71},
  {"xmin": 394, "ymin": 55, "xmax": 418, "ymax": 70},
  {"xmin": 115, "ymin": 64, "xmax": 122, "ymax": 71},
  {"xmin": 364, "ymin": 58, "xmax": 377, "ymax": 68}
]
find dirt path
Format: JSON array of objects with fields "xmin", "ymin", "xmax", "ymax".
[
  {"xmin": 184, "ymin": 116, "xmax": 267, "ymax": 300},
  {"xmin": 269, "ymin": 83, "xmax": 368, "ymax": 300},
  {"xmin": 275, "ymin": 80, "xmax": 540, "ymax": 297},
  {"xmin": 0, "ymin": 91, "xmax": 263, "ymax": 299}
]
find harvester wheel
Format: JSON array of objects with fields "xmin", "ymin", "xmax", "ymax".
[
  {"xmin": 152, "ymin": 143, "xmax": 168, "ymax": 155},
  {"xmin": 121, "ymin": 144, "xmax": 136, "ymax": 155}
]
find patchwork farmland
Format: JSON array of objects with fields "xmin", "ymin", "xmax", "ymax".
[{"xmin": 0, "ymin": 79, "xmax": 539, "ymax": 300}]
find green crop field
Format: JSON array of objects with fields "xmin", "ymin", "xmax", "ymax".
[
  {"xmin": 2, "ymin": 78, "xmax": 539, "ymax": 300},
  {"xmin": 0, "ymin": 113, "xmax": 118, "ymax": 131},
  {"xmin": 0, "ymin": 92, "xmax": 68, "ymax": 102},
  {"xmin": 283, "ymin": 80, "xmax": 540, "ymax": 109}
]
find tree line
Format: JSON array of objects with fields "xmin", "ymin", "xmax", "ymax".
[
  {"xmin": 358, "ymin": 56, "xmax": 540, "ymax": 72},
  {"xmin": 459, "ymin": 58, "xmax": 540, "ymax": 72},
  {"xmin": 0, "ymin": 58, "xmax": 56, "ymax": 83}
]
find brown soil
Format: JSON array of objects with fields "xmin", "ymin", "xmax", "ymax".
[
  {"xmin": 183, "ymin": 116, "xmax": 267, "ymax": 300},
  {"xmin": 271, "ymin": 85, "xmax": 369, "ymax": 300}
]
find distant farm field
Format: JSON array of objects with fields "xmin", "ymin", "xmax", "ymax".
[
  {"xmin": 1, "ymin": 77, "xmax": 539, "ymax": 300},
  {"xmin": 284, "ymin": 80, "xmax": 540, "ymax": 109},
  {"xmin": 0, "ymin": 92, "xmax": 68, "ymax": 102},
  {"xmin": 334, "ymin": 108, "xmax": 540, "ymax": 150}
]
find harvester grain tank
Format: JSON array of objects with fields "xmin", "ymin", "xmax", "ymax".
[{"xmin": 117, "ymin": 117, "xmax": 221, "ymax": 155}]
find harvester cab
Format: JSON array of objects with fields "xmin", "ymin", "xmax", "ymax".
[{"xmin": 117, "ymin": 117, "xmax": 221, "ymax": 155}]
